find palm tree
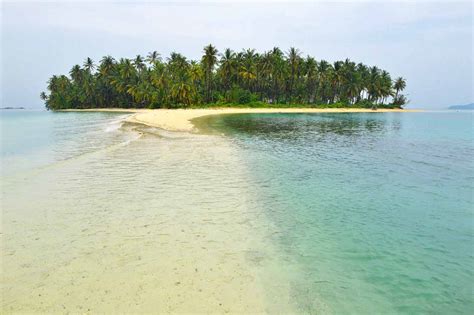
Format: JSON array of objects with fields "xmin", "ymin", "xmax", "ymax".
[
  {"xmin": 287, "ymin": 47, "xmax": 301, "ymax": 101},
  {"xmin": 171, "ymin": 82, "xmax": 194, "ymax": 107},
  {"xmin": 83, "ymin": 57, "xmax": 95, "ymax": 73},
  {"xmin": 219, "ymin": 48, "xmax": 236, "ymax": 98},
  {"xmin": 332, "ymin": 61, "xmax": 345, "ymax": 102},
  {"xmin": 99, "ymin": 56, "xmax": 115, "ymax": 76},
  {"xmin": 69, "ymin": 65, "xmax": 83, "ymax": 83},
  {"xmin": 367, "ymin": 66, "xmax": 381, "ymax": 103},
  {"xmin": 345, "ymin": 73, "xmax": 361, "ymax": 105},
  {"xmin": 380, "ymin": 70, "xmax": 393, "ymax": 104},
  {"xmin": 109, "ymin": 58, "xmax": 136, "ymax": 107},
  {"xmin": 150, "ymin": 62, "xmax": 168, "ymax": 107},
  {"xmin": 356, "ymin": 63, "xmax": 369, "ymax": 102},
  {"xmin": 189, "ymin": 61, "xmax": 203, "ymax": 86},
  {"xmin": 305, "ymin": 56, "xmax": 318, "ymax": 103},
  {"xmin": 258, "ymin": 51, "xmax": 273, "ymax": 101},
  {"xmin": 133, "ymin": 55, "xmax": 146, "ymax": 72},
  {"xmin": 98, "ymin": 56, "xmax": 116, "ymax": 107},
  {"xmin": 120, "ymin": 59, "xmax": 135, "ymax": 80},
  {"xmin": 317, "ymin": 60, "xmax": 332, "ymax": 104},
  {"xmin": 266, "ymin": 48, "xmax": 285, "ymax": 103},
  {"xmin": 239, "ymin": 49, "xmax": 258, "ymax": 92},
  {"xmin": 393, "ymin": 77, "xmax": 406, "ymax": 99},
  {"xmin": 146, "ymin": 51, "xmax": 161, "ymax": 65},
  {"xmin": 201, "ymin": 44, "xmax": 218, "ymax": 102}
]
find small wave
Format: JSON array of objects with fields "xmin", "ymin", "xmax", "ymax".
[
  {"xmin": 105, "ymin": 121, "xmax": 122, "ymax": 132},
  {"xmin": 104, "ymin": 115, "xmax": 131, "ymax": 133},
  {"xmin": 122, "ymin": 121, "xmax": 197, "ymax": 140},
  {"xmin": 3, "ymin": 130, "xmax": 142, "ymax": 181}
]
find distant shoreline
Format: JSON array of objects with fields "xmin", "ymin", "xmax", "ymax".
[
  {"xmin": 58, "ymin": 108, "xmax": 423, "ymax": 132},
  {"xmin": 448, "ymin": 103, "xmax": 474, "ymax": 110}
]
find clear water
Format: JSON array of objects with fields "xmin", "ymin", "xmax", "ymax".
[
  {"xmin": 1, "ymin": 110, "xmax": 473, "ymax": 313},
  {"xmin": 200, "ymin": 111, "xmax": 474, "ymax": 314},
  {"xmin": 1, "ymin": 110, "xmax": 134, "ymax": 176}
]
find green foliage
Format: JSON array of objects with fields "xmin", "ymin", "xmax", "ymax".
[
  {"xmin": 226, "ymin": 86, "xmax": 256, "ymax": 104},
  {"xmin": 353, "ymin": 100, "xmax": 374, "ymax": 108},
  {"xmin": 41, "ymin": 46, "xmax": 408, "ymax": 110},
  {"xmin": 392, "ymin": 95, "xmax": 408, "ymax": 108}
]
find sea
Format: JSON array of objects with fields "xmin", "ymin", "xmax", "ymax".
[{"xmin": 1, "ymin": 109, "xmax": 473, "ymax": 313}]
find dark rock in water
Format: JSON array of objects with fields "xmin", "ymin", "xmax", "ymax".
[
  {"xmin": 448, "ymin": 103, "xmax": 474, "ymax": 110},
  {"xmin": 1, "ymin": 107, "xmax": 25, "ymax": 110}
]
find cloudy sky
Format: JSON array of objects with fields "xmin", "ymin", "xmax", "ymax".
[{"xmin": 1, "ymin": 0, "xmax": 472, "ymax": 109}]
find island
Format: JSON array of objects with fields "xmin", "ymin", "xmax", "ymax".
[
  {"xmin": 41, "ymin": 45, "xmax": 408, "ymax": 111},
  {"xmin": 448, "ymin": 103, "xmax": 474, "ymax": 110}
]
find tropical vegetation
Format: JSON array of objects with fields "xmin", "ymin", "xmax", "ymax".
[{"xmin": 41, "ymin": 45, "xmax": 408, "ymax": 110}]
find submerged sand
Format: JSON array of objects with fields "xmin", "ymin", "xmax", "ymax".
[
  {"xmin": 61, "ymin": 107, "xmax": 421, "ymax": 132},
  {"xmin": 1, "ymin": 121, "xmax": 297, "ymax": 313}
]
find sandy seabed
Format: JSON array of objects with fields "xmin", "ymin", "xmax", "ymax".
[{"xmin": 1, "ymin": 115, "xmax": 299, "ymax": 313}]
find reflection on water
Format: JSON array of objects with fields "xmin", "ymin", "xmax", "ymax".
[{"xmin": 197, "ymin": 113, "xmax": 397, "ymax": 137}]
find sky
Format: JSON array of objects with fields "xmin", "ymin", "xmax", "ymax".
[{"xmin": 1, "ymin": 0, "xmax": 473, "ymax": 109}]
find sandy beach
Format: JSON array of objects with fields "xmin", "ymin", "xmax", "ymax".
[{"xmin": 61, "ymin": 108, "xmax": 421, "ymax": 132}]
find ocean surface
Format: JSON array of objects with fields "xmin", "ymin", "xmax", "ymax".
[{"xmin": 1, "ymin": 109, "xmax": 473, "ymax": 313}]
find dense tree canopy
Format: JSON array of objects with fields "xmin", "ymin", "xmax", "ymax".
[{"xmin": 42, "ymin": 45, "xmax": 407, "ymax": 110}]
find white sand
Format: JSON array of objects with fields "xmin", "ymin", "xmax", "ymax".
[{"xmin": 61, "ymin": 108, "xmax": 421, "ymax": 132}]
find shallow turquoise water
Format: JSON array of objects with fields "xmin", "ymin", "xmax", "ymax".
[
  {"xmin": 1, "ymin": 110, "xmax": 473, "ymax": 313},
  {"xmin": 203, "ymin": 111, "xmax": 474, "ymax": 313},
  {"xmin": 0, "ymin": 110, "xmax": 133, "ymax": 176}
]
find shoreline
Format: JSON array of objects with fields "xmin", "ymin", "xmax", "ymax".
[{"xmin": 59, "ymin": 108, "xmax": 422, "ymax": 132}]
